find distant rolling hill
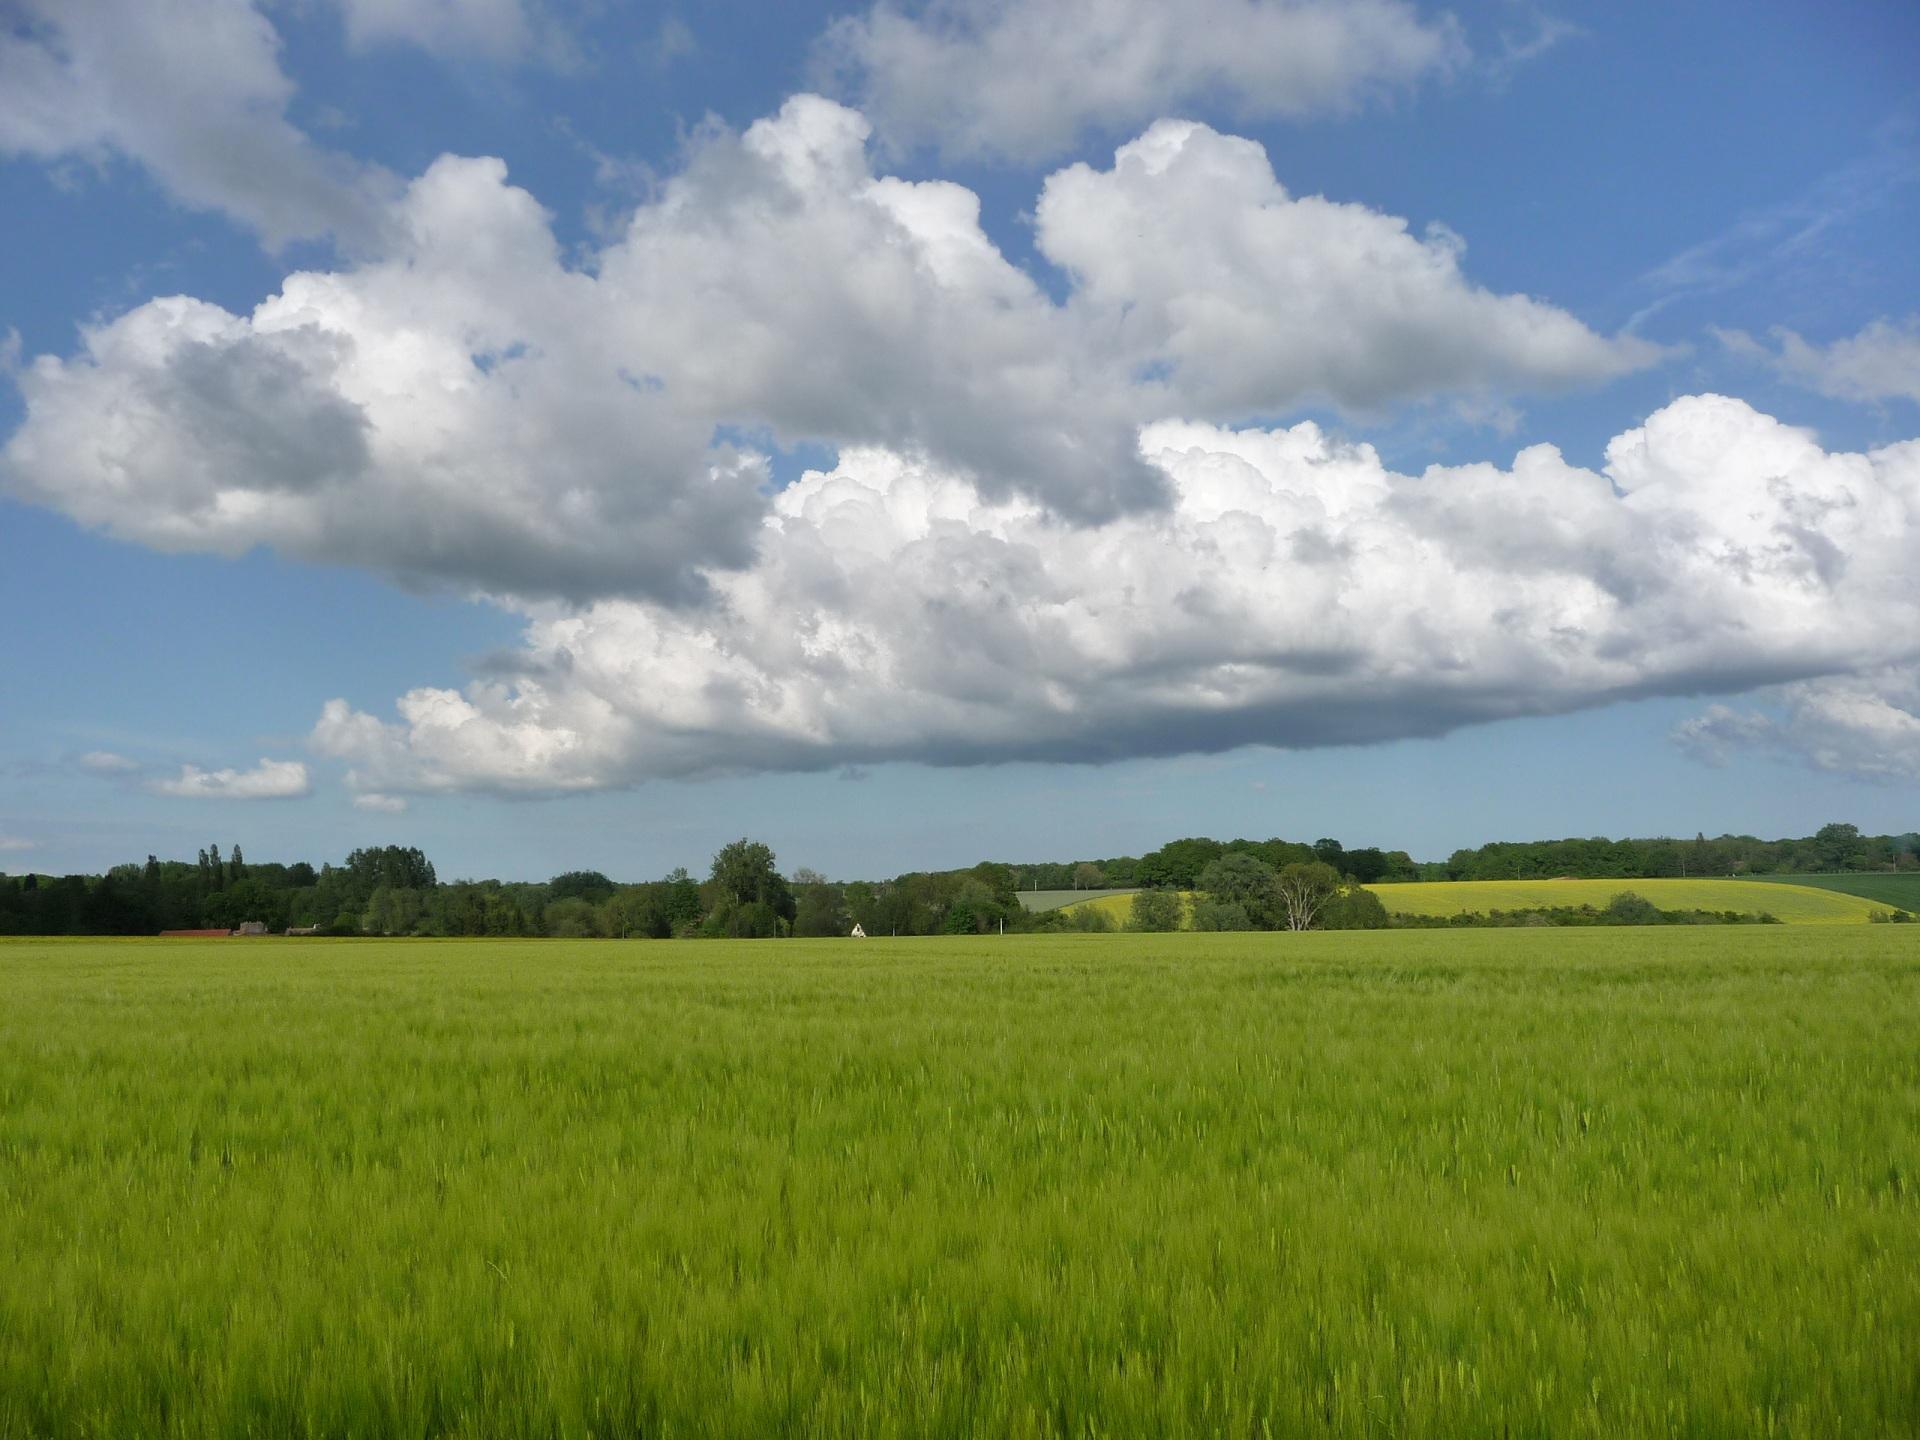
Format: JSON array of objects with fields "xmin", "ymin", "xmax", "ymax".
[
  {"xmin": 1369, "ymin": 878, "xmax": 1885, "ymax": 924},
  {"xmin": 1731, "ymin": 873, "xmax": 1920, "ymax": 912},
  {"xmin": 1015, "ymin": 888, "xmax": 1141, "ymax": 914}
]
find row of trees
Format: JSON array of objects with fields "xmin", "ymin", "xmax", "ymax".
[
  {"xmin": 0, "ymin": 845, "xmax": 436, "ymax": 936},
  {"xmin": 1014, "ymin": 835, "xmax": 1422, "ymax": 891},
  {"xmin": 1017, "ymin": 823, "xmax": 1920, "ymax": 892},
  {"xmin": 4, "ymin": 822, "xmax": 1914, "ymax": 938},
  {"xmin": 0, "ymin": 839, "xmax": 1030, "ymax": 940},
  {"xmin": 1119, "ymin": 855, "xmax": 1390, "ymax": 934},
  {"xmin": 1442, "ymin": 823, "xmax": 1920, "ymax": 880}
]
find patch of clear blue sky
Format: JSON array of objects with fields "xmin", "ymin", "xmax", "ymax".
[{"xmin": 3, "ymin": 0, "xmax": 1918, "ymax": 878}]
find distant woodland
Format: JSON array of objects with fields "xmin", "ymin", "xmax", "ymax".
[{"xmin": 2, "ymin": 824, "xmax": 1914, "ymax": 938}]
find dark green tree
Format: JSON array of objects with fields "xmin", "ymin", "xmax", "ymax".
[
  {"xmin": 709, "ymin": 840, "xmax": 795, "ymax": 930},
  {"xmin": 1189, "ymin": 898, "xmax": 1252, "ymax": 931},
  {"xmin": 661, "ymin": 868, "xmax": 703, "ymax": 931},
  {"xmin": 548, "ymin": 870, "xmax": 616, "ymax": 904},
  {"xmin": 1320, "ymin": 887, "xmax": 1390, "ymax": 929},
  {"xmin": 1127, "ymin": 889, "xmax": 1184, "ymax": 932},
  {"xmin": 793, "ymin": 876, "xmax": 849, "ymax": 937},
  {"xmin": 1812, "ymin": 823, "xmax": 1865, "ymax": 872}
]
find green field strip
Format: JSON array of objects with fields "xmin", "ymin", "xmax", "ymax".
[{"xmin": 1731, "ymin": 872, "xmax": 1920, "ymax": 910}]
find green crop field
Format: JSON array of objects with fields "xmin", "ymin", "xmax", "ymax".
[
  {"xmin": 1370, "ymin": 876, "xmax": 1886, "ymax": 923},
  {"xmin": 1734, "ymin": 872, "xmax": 1920, "ymax": 912},
  {"xmin": 3, "ymin": 931, "xmax": 1917, "ymax": 1437},
  {"xmin": 1014, "ymin": 887, "xmax": 1140, "ymax": 914}
]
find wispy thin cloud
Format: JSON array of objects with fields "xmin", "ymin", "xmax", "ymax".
[
  {"xmin": 1481, "ymin": 11, "xmax": 1582, "ymax": 86},
  {"xmin": 77, "ymin": 750, "xmax": 139, "ymax": 775},
  {"xmin": 1628, "ymin": 120, "xmax": 1920, "ymax": 331}
]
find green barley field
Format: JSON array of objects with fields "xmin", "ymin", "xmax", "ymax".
[{"xmin": 3, "ymin": 931, "xmax": 1917, "ymax": 1438}]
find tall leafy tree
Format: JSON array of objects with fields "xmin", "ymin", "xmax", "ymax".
[{"xmin": 709, "ymin": 839, "xmax": 795, "ymax": 929}]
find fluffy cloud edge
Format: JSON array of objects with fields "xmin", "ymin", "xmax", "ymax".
[
  {"xmin": 2, "ymin": 99, "xmax": 1658, "ymax": 608},
  {"xmin": 0, "ymin": 0, "xmax": 396, "ymax": 247},
  {"xmin": 307, "ymin": 393, "xmax": 1920, "ymax": 798}
]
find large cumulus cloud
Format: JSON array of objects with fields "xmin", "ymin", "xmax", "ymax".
[
  {"xmin": 309, "ymin": 396, "xmax": 1920, "ymax": 796},
  {"xmin": 2, "ymin": 98, "xmax": 1651, "ymax": 604}
]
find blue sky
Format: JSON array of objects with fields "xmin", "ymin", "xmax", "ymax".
[{"xmin": 3, "ymin": 0, "xmax": 1918, "ymax": 880}]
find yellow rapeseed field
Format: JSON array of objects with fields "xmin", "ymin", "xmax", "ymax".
[
  {"xmin": 1369, "ymin": 877, "xmax": 1884, "ymax": 923},
  {"xmin": 1071, "ymin": 890, "xmax": 1194, "ymax": 926}
]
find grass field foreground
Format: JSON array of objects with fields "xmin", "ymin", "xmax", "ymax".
[
  {"xmin": 2, "ymin": 931, "xmax": 1917, "ymax": 1437},
  {"xmin": 1369, "ymin": 876, "xmax": 1886, "ymax": 923}
]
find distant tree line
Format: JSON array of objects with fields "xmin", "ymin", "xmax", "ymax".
[
  {"xmin": 0, "ymin": 838, "xmax": 1026, "ymax": 940},
  {"xmin": 1103, "ymin": 854, "xmax": 1392, "ymax": 935},
  {"xmin": 1014, "ymin": 835, "xmax": 1422, "ymax": 891},
  {"xmin": 1439, "ymin": 823, "xmax": 1920, "ymax": 881},
  {"xmin": 2, "ymin": 822, "xmax": 1913, "ymax": 938},
  {"xmin": 1396, "ymin": 893, "xmax": 1788, "ymax": 928}
]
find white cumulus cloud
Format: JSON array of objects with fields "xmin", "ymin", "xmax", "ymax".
[
  {"xmin": 0, "ymin": 834, "xmax": 38, "ymax": 853},
  {"xmin": 2, "ymin": 99, "xmax": 1652, "ymax": 604},
  {"xmin": 310, "ymin": 395, "xmax": 1920, "ymax": 796},
  {"xmin": 148, "ymin": 758, "xmax": 314, "ymax": 800},
  {"xmin": 819, "ymin": 0, "xmax": 1466, "ymax": 161}
]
